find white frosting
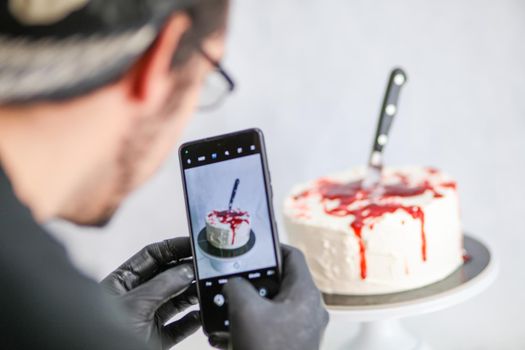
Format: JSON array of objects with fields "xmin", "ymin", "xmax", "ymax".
[
  {"xmin": 284, "ymin": 166, "xmax": 464, "ymax": 295},
  {"xmin": 206, "ymin": 210, "xmax": 251, "ymax": 250}
]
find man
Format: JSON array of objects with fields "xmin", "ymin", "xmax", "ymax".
[{"xmin": 0, "ymin": 1, "xmax": 329, "ymax": 349}]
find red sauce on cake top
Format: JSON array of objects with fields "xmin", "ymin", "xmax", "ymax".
[
  {"xmin": 208, "ymin": 210, "xmax": 250, "ymax": 245},
  {"xmin": 292, "ymin": 169, "xmax": 456, "ymax": 279}
]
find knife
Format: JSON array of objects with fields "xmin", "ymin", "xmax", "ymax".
[
  {"xmin": 228, "ymin": 178, "xmax": 240, "ymax": 211},
  {"xmin": 362, "ymin": 68, "xmax": 408, "ymax": 189}
]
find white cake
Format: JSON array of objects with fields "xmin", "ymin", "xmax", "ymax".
[
  {"xmin": 206, "ymin": 209, "xmax": 251, "ymax": 250},
  {"xmin": 284, "ymin": 166, "xmax": 464, "ymax": 295}
]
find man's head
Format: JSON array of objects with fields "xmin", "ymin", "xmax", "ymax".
[{"xmin": 0, "ymin": 0, "xmax": 230, "ymax": 225}]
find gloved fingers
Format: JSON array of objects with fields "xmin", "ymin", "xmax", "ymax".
[
  {"xmin": 156, "ymin": 283, "xmax": 199, "ymax": 323},
  {"xmin": 208, "ymin": 334, "xmax": 230, "ymax": 349},
  {"xmin": 126, "ymin": 263, "xmax": 195, "ymax": 318},
  {"xmin": 101, "ymin": 237, "xmax": 192, "ymax": 294},
  {"xmin": 276, "ymin": 246, "xmax": 330, "ymax": 334},
  {"xmin": 274, "ymin": 244, "xmax": 318, "ymax": 302},
  {"xmin": 223, "ymin": 277, "xmax": 269, "ymax": 312},
  {"xmin": 161, "ymin": 310, "xmax": 201, "ymax": 348}
]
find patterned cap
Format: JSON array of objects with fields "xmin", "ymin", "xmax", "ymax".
[{"xmin": 0, "ymin": 0, "xmax": 196, "ymax": 104}]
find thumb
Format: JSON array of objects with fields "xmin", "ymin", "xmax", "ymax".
[
  {"xmin": 126, "ymin": 263, "xmax": 194, "ymax": 317},
  {"xmin": 223, "ymin": 278, "xmax": 264, "ymax": 311}
]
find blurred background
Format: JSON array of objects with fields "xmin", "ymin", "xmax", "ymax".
[{"xmin": 49, "ymin": 0, "xmax": 524, "ymax": 349}]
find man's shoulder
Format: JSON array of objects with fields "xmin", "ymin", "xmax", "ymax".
[
  {"xmin": 0, "ymin": 167, "xmax": 69, "ymax": 267},
  {"xmin": 0, "ymin": 167, "xmax": 149, "ymax": 350}
]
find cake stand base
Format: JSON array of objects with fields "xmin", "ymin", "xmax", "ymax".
[
  {"xmin": 347, "ymin": 320, "xmax": 430, "ymax": 350},
  {"xmin": 324, "ymin": 235, "xmax": 497, "ymax": 350},
  {"xmin": 210, "ymin": 259, "xmax": 241, "ymax": 273}
]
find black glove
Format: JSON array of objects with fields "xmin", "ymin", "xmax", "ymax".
[
  {"xmin": 209, "ymin": 245, "xmax": 330, "ymax": 350},
  {"xmin": 101, "ymin": 237, "xmax": 201, "ymax": 350}
]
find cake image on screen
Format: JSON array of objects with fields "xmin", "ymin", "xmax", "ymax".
[
  {"xmin": 283, "ymin": 166, "xmax": 464, "ymax": 295},
  {"xmin": 206, "ymin": 209, "xmax": 251, "ymax": 250}
]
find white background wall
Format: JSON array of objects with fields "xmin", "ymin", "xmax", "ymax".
[{"xmin": 50, "ymin": 0, "xmax": 525, "ymax": 349}]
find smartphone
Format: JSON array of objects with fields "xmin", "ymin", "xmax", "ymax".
[{"xmin": 179, "ymin": 128, "xmax": 282, "ymax": 335}]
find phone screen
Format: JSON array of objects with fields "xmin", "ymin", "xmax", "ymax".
[{"xmin": 180, "ymin": 129, "xmax": 281, "ymax": 334}]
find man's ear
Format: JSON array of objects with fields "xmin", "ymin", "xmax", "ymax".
[{"xmin": 127, "ymin": 13, "xmax": 191, "ymax": 109}]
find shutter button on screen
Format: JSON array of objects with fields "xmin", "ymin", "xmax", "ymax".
[{"xmin": 214, "ymin": 294, "xmax": 225, "ymax": 307}]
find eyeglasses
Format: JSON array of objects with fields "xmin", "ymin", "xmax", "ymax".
[{"xmin": 197, "ymin": 47, "xmax": 236, "ymax": 111}]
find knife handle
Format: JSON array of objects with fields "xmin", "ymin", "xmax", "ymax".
[{"xmin": 371, "ymin": 68, "xmax": 408, "ymax": 156}]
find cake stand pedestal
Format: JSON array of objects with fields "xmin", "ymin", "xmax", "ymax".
[{"xmin": 323, "ymin": 235, "xmax": 498, "ymax": 350}]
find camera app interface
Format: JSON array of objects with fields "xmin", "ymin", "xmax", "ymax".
[{"xmin": 182, "ymin": 139, "xmax": 279, "ymax": 331}]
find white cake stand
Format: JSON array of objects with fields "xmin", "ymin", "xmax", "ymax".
[{"xmin": 323, "ymin": 235, "xmax": 498, "ymax": 350}]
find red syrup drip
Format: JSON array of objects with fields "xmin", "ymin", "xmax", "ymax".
[
  {"xmin": 294, "ymin": 176, "xmax": 454, "ymax": 280},
  {"xmin": 441, "ymin": 181, "xmax": 457, "ymax": 190},
  {"xmin": 326, "ymin": 202, "xmax": 426, "ymax": 279},
  {"xmin": 426, "ymin": 167, "xmax": 440, "ymax": 175},
  {"xmin": 208, "ymin": 210, "xmax": 249, "ymax": 245}
]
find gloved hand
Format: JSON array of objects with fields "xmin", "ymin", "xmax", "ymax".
[
  {"xmin": 209, "ymin": 245, "xmax": 330, "ymax": 350},
  {"xmin": 101, "ymin": 237, "xmax": 201, "ymax": 350}
]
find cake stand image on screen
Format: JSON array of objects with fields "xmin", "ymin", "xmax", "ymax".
[
  {"xmin": 198, "ymin": 227, "xmax": 256, "ymax": 273},
  {"xmin": 323, "ymin": 234, "xmax": 498, "ymax": 350}
]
